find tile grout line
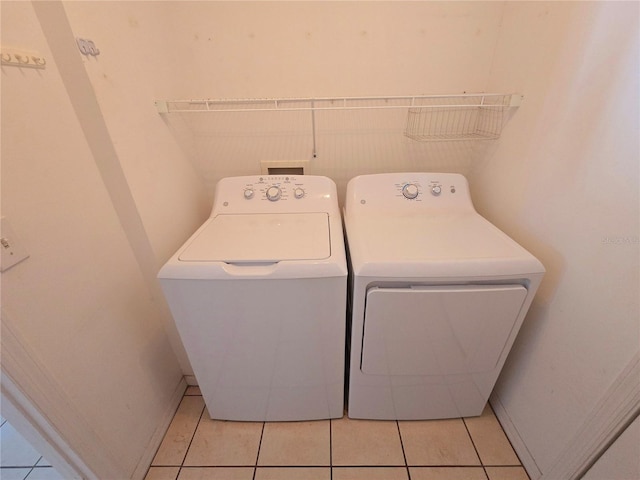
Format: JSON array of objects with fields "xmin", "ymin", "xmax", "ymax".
[
  {"xmin": 177, "ymin": 396, "xmax": 207, "ymax": 479},
  {"xmin": 23, "ymin": 465, "xmax": 36, "ymax": 480},
  {"xmin": 0, "ymin": 453, "xmax": 43, "ymax": 479},
  {"xmin": 252, "ymin": 421, "xmax": 266, "ymax": 480},
  {"xmin": 329, "ymin": 417, "xmax": 333, "ymax": 480},
  {"xmin": 395, "ymin": 420, "xmax": 412, "ymax": 480},
  {"xmin": 462, "ymin": 416, "xmax": 489, "ymax": 479}
]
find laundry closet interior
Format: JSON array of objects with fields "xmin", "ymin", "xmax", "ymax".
[{"xmin": 1, "ymin": 2, "xmax": 638, "ymax": 480}]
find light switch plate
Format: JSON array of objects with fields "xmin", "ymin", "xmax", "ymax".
[{"xmin": 1, "ymin": 217, "xmax": 30, "ymax": 272}]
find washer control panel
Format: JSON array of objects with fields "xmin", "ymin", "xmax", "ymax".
[
  {"xmin": 211, "ymin": 175, "xmax": 338, "ymax": 215},
  {"xmin": 240, "ymin": 176, "xmax": 307, "ymax": 202},
  {"xmin": 347, "ymin": 173, "xmax": 474, "ymax": 214}
]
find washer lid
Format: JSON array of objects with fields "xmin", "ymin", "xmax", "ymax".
[{"xmin": 178, "ymin": 213, "xmax": 331, "ymax": 263}]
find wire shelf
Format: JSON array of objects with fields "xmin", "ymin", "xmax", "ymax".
[{"xmin": 155, "ymin": 93, "xmax": 521, "ymax": 143}]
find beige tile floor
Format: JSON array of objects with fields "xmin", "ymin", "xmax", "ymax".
[{"xmin": 145, "ymin": 387, "xmax": 530, "ymax": 480}]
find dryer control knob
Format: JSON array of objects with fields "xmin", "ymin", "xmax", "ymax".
[
  {"xmin": 266, "ymin": 186, "xmax": 282, "ymax": 201},
  {"xmin": 402, "ymin": 183, "xmax": 419, "ymax": 199},
  {"xmin": 243, "ymin": 188, "xmax": 254, "ymax": 199},
  {"xmin": 294, "ymin": 187, "xmax": 305, "ymax": 199},
  {"xmin": 431, "ymin": 185, "xmax": 442, "ymax": 196}
]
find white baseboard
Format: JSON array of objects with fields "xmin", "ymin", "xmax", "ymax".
[
  {"xmin": 490, "ymin": 392, "xmax": 542, "ymax": 480},
  {"xmin": 131, "ymin": 376, "xmax": 187, "ymax": 480}
]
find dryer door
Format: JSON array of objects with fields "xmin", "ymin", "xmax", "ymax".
[{"xmin": 361, "ymin": 285, "xmax": 527, "ymax": 376}]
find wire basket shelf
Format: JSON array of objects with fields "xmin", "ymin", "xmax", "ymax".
[{"xmin": 403, "ymin": 94, "xmax": 513, "ymax": 141}]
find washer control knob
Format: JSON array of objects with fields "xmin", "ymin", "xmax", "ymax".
[
  {"xmin": 431, "ymin": 185, "xmax": 442, "ymax": 196},
  {"xmin": 266, "ymin": 186, "xmax": 282, "ymax": 201},
  {"xmin": 294, "ymin": 187, "xmax": 305, "ymax": 199},
  {"xmin": 402, "ymin": 183, "xmax": 419, "ymax": 199},
  {"xmin": 243, "ymin": 188, "xmax": 254, "ymax": 199}
]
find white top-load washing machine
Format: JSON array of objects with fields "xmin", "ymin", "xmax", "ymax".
[
  {"xmin": 159, "ymin": 175, "xmax": 347, "ymax": 421},
  {"xmin": 344, "ymin": 173, "xmax": 544, "ymax": 420}
]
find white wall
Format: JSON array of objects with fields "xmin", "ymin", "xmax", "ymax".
[
  {"xmin": 73, "ymin": 1, "xmax": 505, "ymax": 201},
  {"xmin": 60, "ymin": 1, "xmax": 212, "ymax": 375},
  {"xmin": 1, "ymin": 1, "xmax": 205, "ymax": 477},
  {"xmin": 470, "ymin": 2, "xmax": 639, "ymax": 477},
  {"xmin": 160, "ymin": 1, "xmax": 503, "ymax": 98},
  {"xmin": 61, "ymin": 1, "xmax": 211, "ymax": 264}
]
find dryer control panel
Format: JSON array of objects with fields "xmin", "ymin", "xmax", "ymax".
[
  {"xmin": 394, "ymin": 177, "xmax": 460, "ymax": 201},
  {"xmin": 211, "ymin": 175, "xmax": 340, "ymax": 216},
  {"xmin": 346, "ymin": 172, "xmax": 475, "ymax": 215}
]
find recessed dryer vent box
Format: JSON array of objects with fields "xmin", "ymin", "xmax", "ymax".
[{"xmin": 261, "ymin": 161, "xmax": 308, "ymax": 176}]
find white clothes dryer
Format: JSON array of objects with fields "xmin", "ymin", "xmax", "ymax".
[
  {"xmin": 344, "ymin": 173, "xmax": 544, "ymax": 420},
  {"xmin": 159, "ymin": 175, "xmax": 347, "ymax": 421}
]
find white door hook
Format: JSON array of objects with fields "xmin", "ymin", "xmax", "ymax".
[{"xmin": 76, "ymin": 38, "xmax": 100, "ymax": 56}]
